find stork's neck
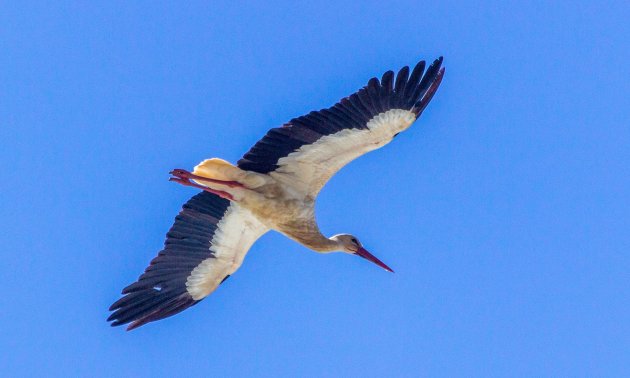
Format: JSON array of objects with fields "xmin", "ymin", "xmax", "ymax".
[
  {"xmin": 281, "ymin": 228, "xmax": 341, "ymax": 253},
  {"xmin": 307, "ymin": 234, "xmax": 342, "ymax": 253}
]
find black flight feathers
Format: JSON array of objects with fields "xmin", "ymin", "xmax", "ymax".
[
  {"xmin": 237, "ymin": 57, "xmax": 444, "ymax": 174},
  {"xmin": 108, "ymin": 192, "xmax": 231, "ymax": 331}
]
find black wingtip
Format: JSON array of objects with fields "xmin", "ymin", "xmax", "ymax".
[
  {"xmin": 108, "ymin": 292, "xmax": 199, "ymax": 331},
  {"xmin": 411, "ymin": 62, "xmax": 445, "ymax": 116},
  {"xmin": 126, "ymin": 320, "xmax": 145, "ymax": 331}
]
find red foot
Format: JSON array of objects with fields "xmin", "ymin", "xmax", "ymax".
[
  {"xmin": 169, "ymin": 169, "xmax": 244, "ymax": 188},
  {"xmin": 169, "ymin": 176, "xmax": 234, "ymax": 201}
]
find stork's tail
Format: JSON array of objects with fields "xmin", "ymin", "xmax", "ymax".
[{"xmin": 193, "ymin": 158, "xmax": 266, "ymax": 188}]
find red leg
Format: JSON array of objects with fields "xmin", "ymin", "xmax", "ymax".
[
  {"xmin": 169, "ymin": 177, "xmax": 235, "ymax": 201},
  {"xmin": 170, "ymin": 169, "xmax": 244, "ymax": 188}
]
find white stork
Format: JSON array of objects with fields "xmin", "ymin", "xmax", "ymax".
[{"xmin": 109, "ymin": 57, "xmax": 445, "ymax": 330}]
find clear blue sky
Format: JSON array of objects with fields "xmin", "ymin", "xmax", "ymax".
[{"xmin": 1, "ymin": 1, "xmax": 629, "ymax": 376}]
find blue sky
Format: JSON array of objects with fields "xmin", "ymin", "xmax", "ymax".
[{"xmin": 1, "ymin": 1, "xmax": 629, "ymax": 376}]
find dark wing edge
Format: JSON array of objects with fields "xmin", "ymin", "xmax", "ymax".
[
  {"xmin": 237, "ymin": 57, "xmax": 445, "ymax": 174},
  {"xmin": 108, "ymin": 192, "xmax": 231, "ymax": 331}
]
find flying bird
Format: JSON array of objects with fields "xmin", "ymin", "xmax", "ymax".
[{"xmin": 109, "ymin": 57, "xmax": 445, "ymax": 330}]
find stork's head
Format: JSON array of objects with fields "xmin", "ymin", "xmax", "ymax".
[{"xmin": 331, "ymin": 234, "xmax": 394, "ymax": 273}]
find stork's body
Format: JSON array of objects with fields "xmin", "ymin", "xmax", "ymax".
[{"xmin": 109, "ymin": 58, "xmax": 445, "ymax": 330}]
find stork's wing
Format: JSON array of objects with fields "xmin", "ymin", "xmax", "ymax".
[
  {"xmin": 237, "ymin": 57, "xmax": 444, "ymax": 197},
  {"xmin": 108, "ymin": 192, "xmax": 268, "ymax": 330}
]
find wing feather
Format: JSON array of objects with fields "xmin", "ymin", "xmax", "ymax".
[
  {"xmin": 237, "ymin": 57, "xmax": 445, "ymax": 196},
  {"xmin": 108, "ymin": 192, "xmax": 268, "ymax": 330}
]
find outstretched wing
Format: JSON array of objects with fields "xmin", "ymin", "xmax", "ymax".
[
  {"xmin": 237, "ymin": 57, "xmax": 444, "ymax": 197},
  {"xmin": 108, "ymin": 192, "xmax": 268, "ymax": 330}
]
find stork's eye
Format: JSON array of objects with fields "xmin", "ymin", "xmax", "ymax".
[{"xmin": 351, "ymin": 238, "xmax": 358, "ymax": 244}]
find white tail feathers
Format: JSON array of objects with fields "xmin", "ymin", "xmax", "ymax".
[
  {"xmin": 194, "ymin": 158, "xmax": 239, "ymax": 181},
  {"xmin": 193, "ymin": 158, "xmax": 266, "ymax": 188}
]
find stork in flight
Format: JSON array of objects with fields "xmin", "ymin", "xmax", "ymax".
[{"xmin": 109, "ymin": 57, "xmax": 445, "ymax": 330}]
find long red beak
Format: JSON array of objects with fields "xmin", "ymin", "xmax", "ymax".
[{"xmin": 355, "ymin": 247, "xmax": 394, "ymax": 273}]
